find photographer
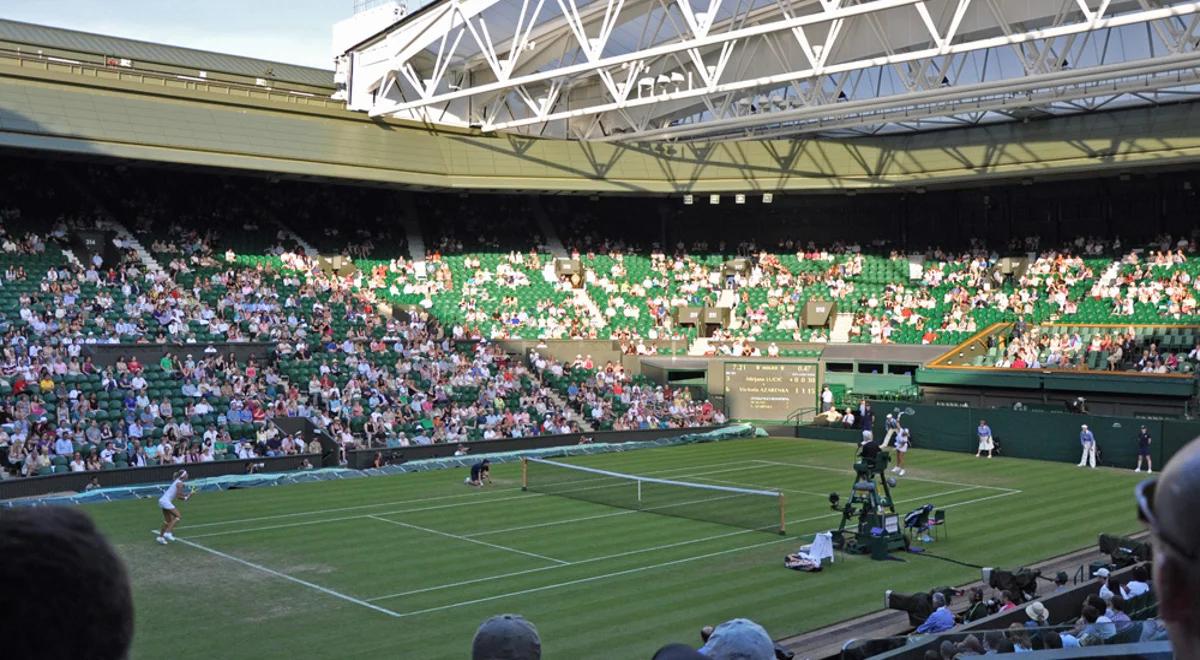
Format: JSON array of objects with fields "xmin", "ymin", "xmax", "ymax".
[{"xmin": 962, "ymin": 587, "xmax": 993, "ymax": 623}]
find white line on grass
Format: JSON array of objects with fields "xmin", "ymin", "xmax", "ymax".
[
  {"xmin": 177, "ymin": 460, "xmax": 761, "ymax": 532},
  {"xmin": 366, "ymin": 485, "xmax": 1012, "ymax": 604},
  {"xmin": 388, "ymin": 535, "xmax": 796, "ymax": 618},
  {"xmin": 750, "ymin": 459, "xmax": 1021, "ymax": 492},
  {"xmin": 466, "ymin": 488, "xmax": 773, "ymax": 538},
  {"xmin": 154, "ymin": 532, "xmax": 402, "ymax": 618},
  {"xmin": 184, "ymin": 494, "xmax": 543, "ymax": 540},
  {"xmin": 367, "ymin": 515, "xmax": 570, "ymax": 565}
]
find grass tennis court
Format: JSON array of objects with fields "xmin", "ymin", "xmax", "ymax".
[{"xmin": 84, "ymin": 438, "xmax": 1143, "ymax": 659}]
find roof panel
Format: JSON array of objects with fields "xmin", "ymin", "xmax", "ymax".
[{"xmin": 0, "ymin": 19, "xmax": 333, "ymax": 88}]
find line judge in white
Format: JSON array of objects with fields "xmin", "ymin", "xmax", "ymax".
[{"xmin": 156, "ymin": 469, "xmax": 192, "ymax": 545}]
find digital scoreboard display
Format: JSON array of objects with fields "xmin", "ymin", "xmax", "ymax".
[{"xmin": 723, "ymin": 362, "xmax": 818, "ymax": 420}]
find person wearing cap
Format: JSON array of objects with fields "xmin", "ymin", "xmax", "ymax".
[
  {"xmin": 880, "ymin": 413, "xmax": 900, "ymax": 448},
  {"xmin": 1135, "ymin": 425, "xmax": 1153, "ymax": 473},
  {"xmin": 1053, "ymin": 571, "xmax": 1071, "ymax": 593},
  {"xmin": 471, "ymin": 613, "xmax": 540, "ymax": 660},
  {"xmin": 975, "ymin": 419, "xmax": 994, "ymax": 459},
  {"xmin": 697, "ymin": 618, "xmax": 776, "ymax": 660},
  {"xmin": 1078, "ymin": 424, "xmax": 1096, "ymax": 468}
]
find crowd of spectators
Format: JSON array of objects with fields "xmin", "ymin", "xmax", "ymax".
[
  {"xmin": 0, "ymin": 204, "xmax": 723, "ymax": 479},
  {"xmin": 530, "ymin": 352, "xmax": 725, "ymax": 431}
]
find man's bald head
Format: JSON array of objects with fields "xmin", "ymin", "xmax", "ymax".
[
  {"xmin": 1151, "ymin": 436, "xmax": 1200, "ymax": 657},
  {"xmin": 1156, "ymin": 437, "xmax": 1200, "ymax": 553}
]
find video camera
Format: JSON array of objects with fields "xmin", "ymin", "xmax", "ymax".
[
  {"xmin": 981, "ymin": 567, "xmax": 1041, "ymax": 603},
  {"xmin": 884, "ymin": 587, "xmax": 957, "ymax": 628},
  {"xmin": 1098, "ymin": 534, "xmax": 1152, "ymax": 569}
]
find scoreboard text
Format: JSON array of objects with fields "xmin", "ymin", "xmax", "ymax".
[{"xmin": 723, "ymin": 362, "xmax": 818, "ymax": 420}]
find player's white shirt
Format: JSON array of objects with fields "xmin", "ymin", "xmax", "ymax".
[
  {"xmin": 159, "ymin": 478, "xmax": 185, "ymax": 510},
  {"xmin": 895, "ymin": 431, "xmax": 911, "ymax": 452}
]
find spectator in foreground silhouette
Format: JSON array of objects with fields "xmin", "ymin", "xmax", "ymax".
[
  {"xmin": 0, "ymin": 506, "xmax": 133, "ymax": 659},
  {"xmin": 1140, "ymin": 435, "xmax": 1200, "ymax": 658},
  {"xmin": 472, "ymin": 614, "xmax": 541, "ymax": 660}
]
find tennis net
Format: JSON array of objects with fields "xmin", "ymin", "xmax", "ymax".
[{"xmin": 522, "ymin": 458, "xmax": 785, "ymax": 534}]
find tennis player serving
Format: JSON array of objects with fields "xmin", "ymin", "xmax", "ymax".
[{"xmin": 156, "ymin": 469, "xmax": 191, "ymax": 545}]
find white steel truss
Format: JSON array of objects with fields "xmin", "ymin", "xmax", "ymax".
[{"xmin": 343, "ymin": 0, "xmax": 1200, "ymax": 140}]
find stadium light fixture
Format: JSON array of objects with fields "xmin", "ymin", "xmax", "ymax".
[
  {"xmin": 709, "ymin": 194, "xmax": 720, "ymax": 205},
  {"xmin": 762, "ymin": 193, "xmax": 773, "ymax": 204},
  {"xmin": 735, "ymin": 193, "xmax": 746, "ymax": 204},
  {"xmin": 683, "ymin": 194, "xmax": 694, "ymax": 205}
]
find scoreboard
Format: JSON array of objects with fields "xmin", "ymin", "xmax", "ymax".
[{"xmin": 723, "ymin": 362, "xmax": 818, "ymax": 420}]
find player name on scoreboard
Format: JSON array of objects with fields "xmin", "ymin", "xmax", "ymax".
[{"xmin": 723, "ymin": 362, "xmax": 818, "ymax": 420}]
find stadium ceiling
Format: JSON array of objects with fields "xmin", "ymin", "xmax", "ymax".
[{"xmin": 345, "ymin": 0, "xmax": 1200, "ymax": 142}]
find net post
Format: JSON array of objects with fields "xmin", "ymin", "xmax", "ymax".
[
  {"xmin": 521, "ymin": 457, "xmax": 528, "ymax": 491},
  {"xmin": 778, "ymin": 492, "xmax": 787, "ymax": 535}
]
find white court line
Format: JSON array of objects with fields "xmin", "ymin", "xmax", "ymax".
[
  {"xmin": 184, "ymin": 494, "xmax": 543, "ymax": 540},
  {"xmin": 367, "ymin": 515, "xmax": 570, "ymax": 565},
  {"xmin": 155, "ymin": 532, "xmax": 401, "ymax": 618},
  {"xmin": 182, "ymin": 461, "xmax": 771, "ymax": 541},
  {"xmin": 388, "ymin": 535, "xmax": 797, "ymax": 618},
  {"xmin": 466, "ymin": 488, "xmax": 772, "ymax": 538},
  {"xmin": 751, "ymin": 459, "xmax": 1021, "ymax": 492},
  {"xmin": 466, "ymin": 509, "xmax": 639, "ymax": 537},
  {"xmin": 367, "ymin": 485, "xmax": 1009, "ymax": 604},
  {"xmin": 177, "ymin": 459, "xmax": 760, "ymax": 532},
  {"xmin": 689, "ymin": 475, "xmax": 830, "ymax": 498}
]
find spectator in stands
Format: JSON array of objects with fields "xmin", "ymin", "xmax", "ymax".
[
  {"xmin": 471, "ymin": 614, "xmax": 541, "ymax": 660},
  {"xmin": 652, "ymin": 644, "xmax": 707, "ymax": 659},
  {"xmin": 1023, "ymin": 600, "xmax": 1049, "ymax": 629},
  {"xmin": 998, "ymin": 591, "xmax": 1018, "ymax": 612},
  {"xmin": 982, "ymin": 630, "xmax": 1013, "ymax": 653},
  {"xmin": 1078, "ymin": 604, "xmax": 1116, "ymax": 644},
  {"xmin": 915, "ymin": 593, "xmax": 955, "ymax": 634},
  {"xmin": 1006, "ymin": 623, "xmax": 1033, "ymax": 651},
  {"xmin": 1106, "ymin": 594, "xmax": 1133, "ymax": 631},
  {"xmin": 961, "ymin": 587, "xmax": 990, "ymax": 622},
  {"xmin": 0, "ymin": 507, "xmax": 133, "ymax": 660},
  {"xmin": 1053, "ymin": 571, "xmax": 1071, "ymax": 592},
  {"xmin": 1122, "ymin": 564, "xmax": 1151, "ymax": 599},
  {"xmin": 697, "ymin": 618, "xmax": 775, "ymax": 660},
  {"xmin": 1035, "ymin": 631, "xmax": 1064, "ymax": 650}
]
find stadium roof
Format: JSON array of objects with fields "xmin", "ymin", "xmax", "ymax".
[
  {"xmin": 345, "ymin": 0, "xmax": 1200, "ymax": 141},
  {"xmin": 0, "ymin": 19, "xmax": 333, "ymax": 89}
]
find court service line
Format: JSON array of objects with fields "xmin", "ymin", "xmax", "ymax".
[
  {"xmin": 751, "ymin": 459, "xmax": 1021, "ymax": 492},
  {"xmin": 465, "ymin": 487, "xmax": 774, "ymax": 539},
  {"xmin": 183, "ymin": 494, "xmax": 543, "ymax": 540},
  {"xmin": 368, "ymin": 485, "xmax": 1007, "ymax": 604},
  {"xmin": 388, "ymin": 535, "xmax": 797, "ymax": 618},
  {"xmin": 157, "ymin": 532, "xmax": 401, "ymax": 618},
  {"xmin": 368, "ymin": 515, "xmax": 570, "ymax": 565},
  {"xmin": 177, "ymin": 459, "xmax": 761, "ymax": 532}
]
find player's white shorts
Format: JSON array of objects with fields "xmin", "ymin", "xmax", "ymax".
[
  {"xmin": 977, "ymin": 437, "xmax": 994, "ymax": 451},
  {"xmin": 896, "ymin": 444, "xmax": 909, "ymax": 453},
  {"xmin": 159, "ymin": 498, "xmax": 176, "ymax": 511}
]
